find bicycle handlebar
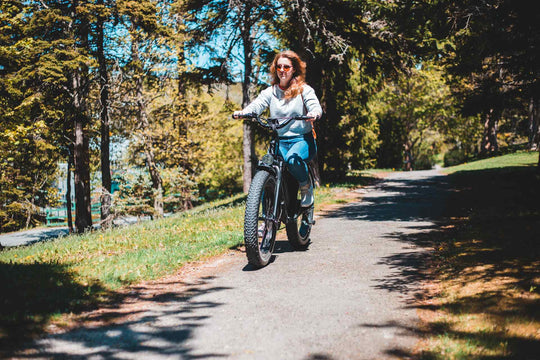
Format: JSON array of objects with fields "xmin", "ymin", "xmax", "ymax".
[{"xmin": 232, "ymin": 113, "xmax": 315, "ymax": 130}]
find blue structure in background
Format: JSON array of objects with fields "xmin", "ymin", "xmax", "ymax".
[{"xmin": 45, "ymin": 163, "xmax": 120, "ymax": 227}]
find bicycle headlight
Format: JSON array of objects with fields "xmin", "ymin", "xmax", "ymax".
[{"xmin": 261, "ymin": 154, "xmax": 274, "ymax": 166}]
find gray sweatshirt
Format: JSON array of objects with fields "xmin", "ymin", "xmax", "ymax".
[{"xmin": 243, "ymin": 84, "xmax": 323, "ymax": 137}]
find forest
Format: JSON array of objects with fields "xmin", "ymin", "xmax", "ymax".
[{"xmin": 1, "ymin": 0, "xmax": 538, "ymax": 234}]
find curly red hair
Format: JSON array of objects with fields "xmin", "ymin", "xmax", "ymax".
[{"xmin": 270, "ymin": 50, "xmax": 306, "ymax": 99}]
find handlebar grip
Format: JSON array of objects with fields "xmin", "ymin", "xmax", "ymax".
[{"xmin": 232, "ymin": 112, "xmax": 257, "ymax": 119}]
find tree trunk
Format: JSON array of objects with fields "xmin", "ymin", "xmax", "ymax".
[
  {"xmin": 97, "ymin": 3, "xmax": 112, "ymax": 228},
  {"xmin": 529, "ymin": 96, "xmax": 540, "ymax": 151},
  {"xmin": 403, "ymin": 142, "xmax": 413, "ymax": 171},
  {"xmin": 530, "ymin": 97, "xmax": 540, "ymax": 169},
  {"xmin": 177, "ymin": 16, "xmax": 187, "ymax": 99},
  {"xmin": 131, "ymin": 28, "xmax": 164, "ymax": 218},
  {"xmin": 66, "ymin": 151, "xmax": 74, "ymax": 233},
  {"xmin": 25, "ymin": 198, "xmax": 34, "ymax": 229},
  {"xmin": 240, "ymin": 4, "xmax": 255, "ymax": 193},
  {"xmin": 71, "ymin": 0, "xmax": 92, "ymax": 233},
  {"xmin": 73, "ymin": 102, "xmax": 92, "ymax": 233},
  {"xmin": 481, "ymin": 108, "xmax": 499, "ymax": 154}
]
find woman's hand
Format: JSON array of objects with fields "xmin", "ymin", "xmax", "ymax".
[
  {"xmin": 306, "ymin": 112, "xmax": 320, "ymax": 124},
  {"xmin": 232, "ymin": 110, "xmax": 244, "ymax": 119}
]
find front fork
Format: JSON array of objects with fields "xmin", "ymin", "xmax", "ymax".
[
  {"xmin": 256, "ymin": 161, "xmax": 285, "ymax": 228},
  {"xmin": 272, "ymin": 165, "xmax": 283, "ymax": 228},
  {"xmin": 259, "ymin": 159, "xmax": 314, "ymax": 231}
]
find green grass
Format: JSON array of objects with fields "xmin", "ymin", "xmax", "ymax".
[
  {"xmin": 413, "ymin": 150, "xmax": 540, "ymax": 359},
  {"xmin": 443, "ymin": 150, "xmax": 538, "ymax": 173},
  {"xmin": 1, "ymin": 195, "xmax": 246, "ymax": 289},
  {"xmin": 0, "ymin": 194, "xmax": 247, "ymax": 347}
]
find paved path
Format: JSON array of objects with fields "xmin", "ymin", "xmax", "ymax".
[
  {"xmin": 0, "ymin": 217, "xmax": 151, "ymax": 248},
  {"xmin": 10, "ymin": 170, "xmax": 449, "ymax": 359},
  {"xmin": 0, "ymin": 227, "xmax": 70, "ymax": 247}
]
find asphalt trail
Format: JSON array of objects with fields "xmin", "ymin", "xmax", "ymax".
[{"xmin": 11, "ymin": 169, "xmax": 449, "ymax": 359}]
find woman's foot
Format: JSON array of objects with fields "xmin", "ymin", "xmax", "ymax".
[
  {"xmin": 300, "ymin": 183, "xmax": 314, "ymax": 207},
  {"xmin": 258, "ymin": 223, "xmax": 266, "ymax": 237}
]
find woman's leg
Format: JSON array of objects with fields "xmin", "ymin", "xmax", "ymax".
[{"xmin": 279, "ymin": 134, "xmax": 316, "ymax": 185}]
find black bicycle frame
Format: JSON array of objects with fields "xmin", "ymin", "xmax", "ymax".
[
  {"xmin": 257, "ymin": 135, "xmax": 301, "ymax": 229},
  {"xmin": 235, "ymin": 113, "xmax": 313, "ymax": 228}
]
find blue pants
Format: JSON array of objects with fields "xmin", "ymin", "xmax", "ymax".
[{"xmin": 278, "ymin": 133, "xmax": 317, "ymax": 186}]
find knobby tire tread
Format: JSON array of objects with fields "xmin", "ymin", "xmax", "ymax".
[
  {"xmin": 286, "ymin": 174, "xmax": 314, "ymax": 250},
  {"xmin": 244, "ymin": 171, "xmax": 275, "ymax": 268}
]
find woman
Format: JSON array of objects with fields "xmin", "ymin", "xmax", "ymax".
[{"xmin": 234, "ymin": 50, "xmax": 322, "ymax": 207}]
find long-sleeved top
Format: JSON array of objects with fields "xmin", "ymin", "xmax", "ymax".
[{"xmin": 243, "ymin": 84, "xmax": 323, "ymax": 137}]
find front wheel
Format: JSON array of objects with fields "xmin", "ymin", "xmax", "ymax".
[{"xmin": 244, "ymin": 171, "xmax": 278, "ymax": 268}]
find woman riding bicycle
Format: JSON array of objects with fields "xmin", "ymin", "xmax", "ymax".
[{"xmin": 234, "ymin": 50, "xmax": 322, "ymax": 207}]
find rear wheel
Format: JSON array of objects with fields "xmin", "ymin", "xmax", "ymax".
[
  {"xmin": 286, "ymin": 175, "xmax": 314, "ymax": 250},
  {"xmin": 244, "ymin": 171, "xmax": 277, "ymax": 268},
  {"xmin": 286, "ymin": 206, "xmax": 313, "ymax": 250}
]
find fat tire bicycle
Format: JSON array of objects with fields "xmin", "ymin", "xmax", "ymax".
[{"xmin": 234, "ymin": 113, "xmax": 317, "ymax": 268}]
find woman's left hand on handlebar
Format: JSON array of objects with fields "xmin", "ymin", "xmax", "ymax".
[{"xmin": 305, "ymin": 112, "xmax": 320, "ymax": 124}]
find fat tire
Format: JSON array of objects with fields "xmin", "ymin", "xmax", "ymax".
[
  {"xmin": 286, "ymin": 173, "xmax": 314, "ymax": 250},
  {"xmin": 286, "ymin": 207, "xmax": 312, "ymax": 250},
  {"xmin": 244, "ymin": 171, "xmax": 277, "ymax": 268}
]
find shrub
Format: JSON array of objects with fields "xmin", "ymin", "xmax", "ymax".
[
  {"xmin": 444, "ymin": 146, "xmax": 468, "ymax": 167},
  {"xmin": 415, "ymin": 153, "xmax": 436, "ymax": 170}
]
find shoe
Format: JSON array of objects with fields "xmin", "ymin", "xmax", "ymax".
[
  {"xmin": 258, "ymin": 223, "xmax": 266, "ymax": 237},
  {"xmin": 300, "ymin": 183, "xmax": 314, "ymax": 207}
]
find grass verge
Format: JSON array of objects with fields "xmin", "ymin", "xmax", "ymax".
[
  {"xmin": 0, "ymin": 174, "xmax": 377, "ymax": 347},
  {"xmin": 414, "ymin": 151, "xmax": 540, "ymax": 359}
]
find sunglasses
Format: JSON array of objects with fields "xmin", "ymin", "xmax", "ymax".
[{"xmin": 276, "ymin": 64, "xmax": 293, "ymax": 72}]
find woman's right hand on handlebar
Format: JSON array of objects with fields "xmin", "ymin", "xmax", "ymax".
[{"xmin": 233, "ymin": 111, "xmax": 246, "ymax": 119}]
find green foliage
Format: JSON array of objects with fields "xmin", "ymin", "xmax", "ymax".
[
  {"xmin": 1, "ymin": 0, "xmax": 537, "ymax": 232},
  {"xmin": 112, "ymin": 171, "xmax": 154, "ymax": 218},
  {"xmin": 414, "ymin": 130, "xmax": 444, "ymax": 170},
  {"xmin": 161, "ymin": 167, "xmax": 199, "ymax": 212},
  {"xmin": 368, "ymin": 63, "xmax": 456, "ymax": 170},
  {"xmin": 0, "ymin": 1, "xmax": 68, "ymax": 232},
  {"xmin": 443, "ymin": 146, "xmax": 468, "ymax": 168},
  {"xmin": 110, "ymin": 166, "xmax": 199, "ymax": 219},
  {"xmin": 338, "ymin": 58, "xmax": 381, "ymax": 170},
  {"xmin": 187, "ymin": 90, "xmax": 243, "ymax": 199},
  {"xmin": 274, "ymin": 0, "xmax": 406, "ymax": 178},
  {"xmin": 121, "ymin": 82, "xmax": 243, "ymax": 203}
]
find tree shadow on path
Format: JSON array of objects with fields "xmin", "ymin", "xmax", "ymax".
[
  {"xmin": 2, "ymin": 275, "xmax": 233, "ymax": 359},
  {"xmin": 321, "ymin": 168, "xmax": 540, "ymax": 359}
]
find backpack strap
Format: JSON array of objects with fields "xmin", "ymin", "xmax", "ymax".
[{"xmin": 301, "ymin": 91, "xmax": 317, "ymax": 140}]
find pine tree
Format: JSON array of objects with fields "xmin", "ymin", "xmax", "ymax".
[
  {"xmin": 0, "ymin": 0, "xmax": 91, "ymax": 232},
  {"xmin": 95, "ymin": 0, "xmax": 113, "ymax": 228}
]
